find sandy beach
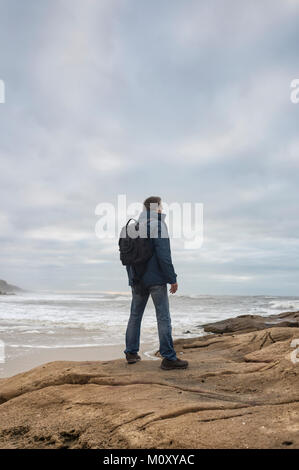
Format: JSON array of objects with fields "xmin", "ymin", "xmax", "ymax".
[
  {"xmin": 2, "ymin": 291, "xmax": 299, "ymax": 381},
  {"xmin": 0, "ymin": 342, "xmax": 156, "ymax": 378},
  {"xmin": 0, "ymin": 310, "xmax": 298, "ymax": 449}
]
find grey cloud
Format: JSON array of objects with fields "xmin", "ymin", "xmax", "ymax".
[{"xmin": 0, "ymin": 0, "xmax": 299, "ymax": 294}]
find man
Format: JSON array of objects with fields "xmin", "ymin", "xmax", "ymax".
[{"xmin": 124, "ymin": 196, "xmax": 188, "ymax": 370}]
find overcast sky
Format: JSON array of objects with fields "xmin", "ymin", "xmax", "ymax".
[{"xmin": 0, "ymin": 0, "xmax": 299, "ymax": 295}]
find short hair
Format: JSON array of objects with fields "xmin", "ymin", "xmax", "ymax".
[{"xmin": 143, "ymin": 196, "xmax": 162, "ymax": 211}]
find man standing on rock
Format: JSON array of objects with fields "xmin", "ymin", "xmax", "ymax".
[{"xmin": 123, "ymin": 196, "xmax": 188, "ymax": 370}]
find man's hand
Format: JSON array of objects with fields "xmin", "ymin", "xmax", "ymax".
[{"xmin": 169, "ymin": 282, "xmax": 178, "ymax": 294}]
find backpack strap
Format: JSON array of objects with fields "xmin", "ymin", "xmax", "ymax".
[{"xmin": 125, "ymin": 218, "xmax": 139, "ymax": 235}]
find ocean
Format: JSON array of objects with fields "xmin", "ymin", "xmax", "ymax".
[{"xmin": 1, "ymin": 291, "xmax": 299, "ymax": 372}]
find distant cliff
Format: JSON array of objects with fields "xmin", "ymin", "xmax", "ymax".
[{"xmin": 0, "ymin": 280, "xmax": 23, "ymax": 294}]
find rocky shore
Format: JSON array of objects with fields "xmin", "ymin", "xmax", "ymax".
[
  {"xmin": 202, "ymin": 310, "xmax": 299, "ymax": 334},
  {"xmin": 0, "ymin": 312, "xmax": 298, "ymax": 449},
  {"xmin": 0, "ymin": 279, "xmax": 23, "ymax": 295}
]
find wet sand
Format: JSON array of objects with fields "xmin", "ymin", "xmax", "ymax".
[{"xmin": 0, "ymin": 342, "xmax": 157, "ymax": 378}]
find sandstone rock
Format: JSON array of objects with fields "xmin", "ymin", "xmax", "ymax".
[
  {"xmin": 0, "ymin": 326, "xmax": 298, "ymax": 449},
  {"xmin": 202, "ymin": 311, "xmax": 299, "ymax": 334}
]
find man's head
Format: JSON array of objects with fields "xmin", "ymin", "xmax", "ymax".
[{"xmin": 143, "ymin": 196, "xmax": 162, "ymax": 213}]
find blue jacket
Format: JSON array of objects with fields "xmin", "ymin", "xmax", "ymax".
[{"xmin": 126, "ymin": 209, "xmax": 177, "ymax": 287}]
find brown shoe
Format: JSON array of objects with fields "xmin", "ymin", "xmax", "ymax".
[
  {"xmin": 161, "ymin": 358, "xmax": 188, "ymax": 370},
  {"xmin": 126, "ymin": 352, "xmax": 141, "ymax": 364}
]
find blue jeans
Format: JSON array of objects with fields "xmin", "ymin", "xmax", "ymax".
[{"xmin": 124, "ymin": 284, "xmax": 177, "ymax": 361}]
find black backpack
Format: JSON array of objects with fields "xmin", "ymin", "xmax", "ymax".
[{"xmin": 118, "ymin": 218, "xmax": 153, "ymax": 266}]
